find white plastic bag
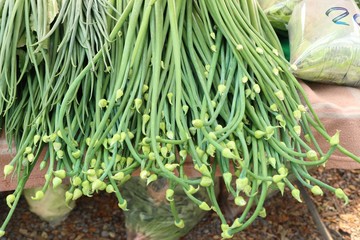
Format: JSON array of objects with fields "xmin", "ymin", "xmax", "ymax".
[
  {"xmin": 289, "ymin": 0, "xmax": 360, "ymax": 86},
  {"xmin": 258, "ymin": 0, "xmax": 302, "ymax": 31},
  {"xmin": 24, "ymin": 185, "xmax": 75, "ymax": 226}
]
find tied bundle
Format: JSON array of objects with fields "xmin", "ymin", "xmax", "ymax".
[{"xmin": 1, "ymin": 0, "xmax": 359, "ymax": 238}]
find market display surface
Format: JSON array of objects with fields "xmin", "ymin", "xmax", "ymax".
[{"xmin": 1, "ymin": 0, "xmax": 360, "ymax": 239}]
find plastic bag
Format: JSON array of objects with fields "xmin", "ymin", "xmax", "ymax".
[
  {"xmin": 23, "ymin": 185, "xmax": 75, "ymax": 226},
  {"xmin": 121, "ymin": 177, "xmax": 219, "ymax": 240},
  {"xmin": 288, "ymin": 0, "xmax": 360, "ymax": 86},
  {"xmin": 258, "ymin": 0, "xmax": 302, "ymax": 31}
]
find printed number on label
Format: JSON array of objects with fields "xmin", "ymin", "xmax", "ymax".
[{"xmin": 326, "ymin": 7, "xmax": 360, "ymax": 26}]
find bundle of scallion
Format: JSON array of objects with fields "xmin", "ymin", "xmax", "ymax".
[{"xmin": 1, "ymin": 0, "xmax": 359, "ymax": 238}]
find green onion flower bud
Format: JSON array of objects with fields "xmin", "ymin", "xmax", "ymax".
[
  {"xmin": 241, "ymin": 76, "xmax": 248, "ymax": 83},
  {"xmin": 6, "ymin": 194, "xmax": 15, "ymax": 208},
  {"xmin": 116, "ymin": 89, "xmax": 124, "ymax": 101},
  {"xmin": 91, "ymin": 179, "xmax": 104, "ymax": 191},
  {"xmin": 199, "ymin": 202, "xmax": 211, "ymax": 211},
  {"xmin": 54, "ymin": 169, "xmax": 66, "ymax": 179},
  {"xmin": 126, "ymin": 157, "xmax": 134, "ymax": 166},
  {"xmin": 330, "ymin": 131, "xmax": 340, "ymax": 146},
  {"xmin": 186, "ymin": 185, "xmax": 199, "ymax": 195},
  {"xmin": 105, "ymin": 185, "xmax": 115, "ymax": 193},
  {"xmin": 254, "ymin": 130, "xmax": 266, "ymax": 139},
  {"xmin": 148, "ymin": 152, "xmax": 156, "ymax": 161},
  {"xmin": 253, "ymin": 84, "xmax": 261, "ymax": 93},
  {"xmin": 127, "ymin": 131, "xmax": 134, "ymax": 139},
  {"xmin": 140, "ymin": 170, "xmax": 150, "ymax": 180},
  {"xmin": 72, "ymin": 150, "xmax": 81, "ymax": 159},
  {"xmin": 49, "ymin": 133, "xmax": 57, "ymax": 142},
  {"xmin": 165, "ymin": 163, "xmax": 179, "ymax": 172},
  {"xmin": 33, "ymin": 134, "xmax": 41, "ymax": 146},
  {"xmin": 298, "ymin": 104, "xmax": 306, "ymax": 112},
  {"xmin": 215, "ymin": 124, "xmax": 223, "ymax": 131},
  {"xmin": 72, "ymin": 176, "xmax": 82, "ymax": 186},
  {"xmin": 142, "ymin": 85, "xmax": 149, "ymax": 94},
  {"xmin": 244, "ymin": 185, "xmax": 252, "ymax": 196},
  {"xmin": 52, "ymin": 177, "xmax": 62, "ymax": 189},
  {"xmin": 211, "ymin": 45, "xmax": 217, "ymax": 52},
  {"xmin": 236, "ymin": 44, "xmax": 244, "ymax": 51},
  {"xmin": 53, "ymin": 142, "xmax": 62, "ymax": 152},
  {"xmin": 291, "ymin": 189, "xmax": 302, "ymax": 202},
  {"xmin": 96, "ymin": 169, "xmax": 104, "ymax": 177},
  {"xmin": 98, "ymin": 99, "xmax": 108, "ymax": 108},
  {"xmin": 206, "ymin": 144, "xmax": 216, "ymax": 157},
  {"xmin": 27, "ymin": 153, "xmax": 35, "ymax": 162},
  {"xmin": 306, "ymin": 150, "xmax": 318, "ymax": 161},
  {"xmin": 112, "ymin": 172, "xmax": 125, "ymax": 181},
  {"xmin": 275, "ymin": 90, "xmax": 284, "ymax": 101},
  {"xmin": 85, "ymin": 137, "xmax": 91, "ymax": 146},
  {"xmin": 221, "ymin": 148, "xmax": 236, "ymax": 159},
  {"xmin": 223, "ymin": 172, "xmax": 232, "ymax": 189},
  {"xmin": 175, "ymin": 219, "xmax": 185, "ymax": 229},
  {"xmin": 72, "ymin": 188, "xmax": 83, "ymax": 200},
  {"xmin": 182, "ymin": 105, "xmax": 189, "ymax": 114},
  {"xmin": 256, "ymin": 47, "xmax": 264, "ymax": 54},
  {"xmin": 118, "ymin": 200, "xmax": 128, "ymax": 211},
  {"xmin": 39, "ymin": 161, "xmax": 47, "ymax": 171},
  {"xmin": 270, "ymin": 104, "xmax": 278, "ymax": 112},
  {"xmin": 268, "ymin": 157, "xmax": 276, "ymax": 168},
  {"xmin": 221, "ymin": 231, "xmax": 233, "ymax": 239},
  {"xmin": 272, "ymin": 68, "xmax": 279, "ymax": 76},
  {"xmin": 293, "ymin": 110, "xmax": 302, "ymax": 121},
  {"xmin": 272, "ymin": 49, "xmax": 279, "ymax": 56},
  {"xmin": 234, "ymin": 196, "xmax": 247, "ymax": 206},
  {"xmin": 231, "ymin": 219, "xmax": 242, "ymax": 229},
  {"xmin": 272, "ymin": 174, "xmax": 284, "ymax": 183},
  {"xmin": 259, "ymin": 208, "xmax": 267, "ymax": 218},
  {"xmin": 218, "ymin": 84, "xmax": 227, "ymax": 95},
  {"xmin": 278, "ymin": 167, "xmax": 288, "ymax": 176},
  {"xmin": 335, "ymin": 188, "xmax": 349, "ymax": 204},
  {"xmin": 265, "ymin": 126, "xmax": 275, "ymax": 139},
  {"xmin": 226, "ymin": 141, "xmax": 236, "ymax": 150},
  {"xmin": 82, "ymin": 181, "xmax": 91, "ymax": 196},
  {"xmin": 42, "ymin": 135, "xmax": 50, "ymax": 143},
  {"xmin": 311, "ymin": 185, "xmax": 323, "ymax": 196},
  {"xmin": 65, "ymin": 191, "xmax": 74, "ymax": 204},
  {"xmin": 304, "ymin": 134, "xmax": 311, "ymax": 142},
  {"xmin": 192, "ymin": 119, "xmax": 204, "ymax": 128},
  {"xmin": 293, "ymin": 125, "xmax": 301, "ymax": 136},
  {"xmin": 90, "ymin": 159, "xmax": 97, "ymax": 168},
  {"xmin": 167, "ymin": 93, "xmax": 173, "ymax": 105},
  {"xmin": 200, "ymin": 176, "xmax": 213, "ymax": 187},
  {"xmin": 166, "ymin": 189, "xmax": 175, "ymax": 202},
  {"xmin": 31, "ymin": 190, "xmax": 45, "ymax": 200},
  {"xmin": 3, "ymin": 165, "xmax": 14, "ymax": 177},
  {"xmin": 221, "ymin": 224, "xmax": 230, "ymax": 232},
  {"xmin": 245, "ymin": 89, "xmax": 252, "ymax": 98},
  {"xmin": 160, "ymin": 147, "xmax": 168, "ymax": 158},
  {"xmin": 236, "ymin": 177, "xmax": 249, "ymax": 191},
  {"xmin": 277, "ymin": 182, "xmax": 285, "ymax": 195},
  {"xmin": 142, "ymin": 145, "xmax": 151, "ymax": 155},
  {"xmin": 146, "ymin": 174, "xmax": 158, "ymax": 185},
  {"xmin": 179, "ymin": 150, "xmax": 187, "ymax": 159},
  {"xmin": 198, "ymin": 165, "xmax": 211, "ymax": 177},
  {"xmin": 24, "ymin": 147, "xmax": 32, "ymax": 154},
  {"xmin": 134, "ymin": 98, "xmax": 142, "ymax": 112}
]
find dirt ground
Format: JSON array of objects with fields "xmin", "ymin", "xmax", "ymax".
[{"xmin": 0, "ymin": 168, "xmax": 359, "ymax": 240}]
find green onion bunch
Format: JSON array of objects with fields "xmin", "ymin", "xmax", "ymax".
[{"xmin": 1, "ymin": 0, "xmax": 359, "ymax": 238}]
